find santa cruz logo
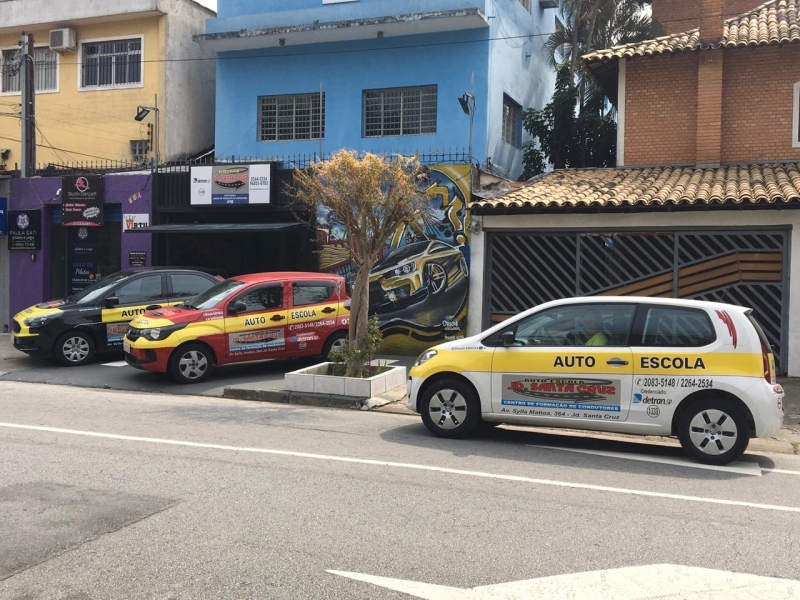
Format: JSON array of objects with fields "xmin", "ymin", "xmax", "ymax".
[
  {"xmin": 75, "ymin": 177, "xmax": 90, "ymax": 192},
  {"xmin": 16, "ymin": 213, "xmax": 30, "ymax": 229}
]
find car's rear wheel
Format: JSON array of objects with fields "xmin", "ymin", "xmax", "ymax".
[
  {"xmin": 677, "ymin": 398, "xmax": 750, "ymax": 465},
  {"xmin": 322, "ymin": 331, "xmax": 347, "ymax": 360},
  {"xmin": 169, "ymin": 343, "xmax": 213, "ymax": 384},
  {"xmin": 420, "ymin": 379, "xmax": 481, "ymax": 439},
  {"xmin": 54, "ymin": 330, "xmax": 95, "ymax": 367},
  {"xmin": 424, "ymin": 263, "xmax": 447, "ymax": 295}
]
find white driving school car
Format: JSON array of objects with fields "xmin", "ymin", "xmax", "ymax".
[{"xmin": 407, "ymin": 297, "xmax": 785, "ymax": 465}]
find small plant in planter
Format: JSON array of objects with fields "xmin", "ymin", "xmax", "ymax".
[
  {"xmin": 326, "ymin": 316, "xmax": 385, "ymax": 378},
  {"xmin": 294, "ymin": 150, "xmax": 430, "ymax": 378}
]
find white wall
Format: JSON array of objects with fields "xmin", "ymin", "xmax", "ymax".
[
  {"xmin": 163, "ymin": 0, "xmax": 217, "ymax": 159},
  {"xmin": 468, "ymin": 210, "xmax": 800, "ymax": 376}
]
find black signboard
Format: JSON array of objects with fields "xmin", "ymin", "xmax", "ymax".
[
  {"xmin": 128, "ymin": 250, "xmax": 147, "ymax": 267},
  {"xmin": 68, "ymin": 228, "xmax": 100, "ymax": 295},
  {"xmin": 62, "ymin": 175, "xmax": 104, "ymax": 227},
  {"xmin": 8, "ymin": 210, "xmax": 41, "ymax": 250}
]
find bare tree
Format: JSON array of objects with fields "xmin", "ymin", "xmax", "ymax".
[{"xmin": 294, "ymin": 150, "xmax": 429, "ymax": 377}]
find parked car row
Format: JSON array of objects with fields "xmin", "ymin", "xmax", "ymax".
[{"xmin": 12, "ymin": 267, "xmax": 350, "ymax": 384}]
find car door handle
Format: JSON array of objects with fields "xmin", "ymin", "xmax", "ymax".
[
  {"xmin": 146, "ymin": 305, "xmax": 161, "ymax": 311},
  {"xmin": 271, "ymin": 315, "xmax": 286, "ymax": 321},
  {"xmin": 321, "ymin": 307, "xmax": 336, "ymax": 314},
  {"xmin": 606, "ymin": 359, "xmax": 629, "ymax": 366}
]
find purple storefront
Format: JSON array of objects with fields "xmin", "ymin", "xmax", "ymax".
[{"xmin": 8, "ymin": 174, "xmax": 153, "ymax": 324}]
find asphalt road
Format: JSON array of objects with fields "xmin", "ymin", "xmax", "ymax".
[{"xmin": 2, "ymin": 381, "xmax": 800, "ymax": 599}]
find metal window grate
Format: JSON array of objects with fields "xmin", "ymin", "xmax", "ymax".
[
  {"xmin": 502, "ymin": 95, "xmax": 520, "ymax": 147},
  {"xmin": 259, "ymin": 93, "xmax": 325, "ymax": 142},
  {"xmin": 131, "ymin": 140, "xmax": 148, "ymax": 163},
  {"xmin": 81, "ymin": 39, "xmax": 141, "ymax": 88},
  {"xmin": 364, "ymin": 85, "xmax": 437, "ymax": 138},
  {"xmin": 1, "ymin": 47, "xmax": 58, "ymax": 93}
]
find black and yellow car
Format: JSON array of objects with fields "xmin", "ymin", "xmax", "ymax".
[
  {"xmin": 369, "ymin": 240, "xmax": 469, "ymax": 313},
  {"xmin": 12, "ymin": 268, "xmax": 222, "ymax": 366}
]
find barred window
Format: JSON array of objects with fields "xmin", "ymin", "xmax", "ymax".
[
  {"xmin": 131, "ymin": 140, "xmax": 148, "ymax": 163},
  {"xmin": 502, "ymin": 94, "xmax": 521, "ymax": 147},
  {"xmin": 259, "ymin": 93, "xmax": 325, "ymax": 142},
  {"xmin": 81, "ymin": 39, "xmax": 142, "ymax": 88},
  {"xmin": 1, "ymin": 47, "xmax": 58, "ymax": 93},
  {"xmin": 363, "ymin": 85, "xmax": 437, "ymax": 138}
]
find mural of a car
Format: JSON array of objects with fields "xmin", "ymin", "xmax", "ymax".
[{"xmin": 369, "ymin": 240, "xmax": 468, "ymax": 313}]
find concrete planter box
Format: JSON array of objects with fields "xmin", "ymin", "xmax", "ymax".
[{"xmin": 285, "ymin": 362, "xmax": 407, "ymax": 398}]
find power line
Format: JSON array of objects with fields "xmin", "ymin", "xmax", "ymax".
[{"xmin": 0, "ymin": 133, "xmax": 133, "ymax": 162}]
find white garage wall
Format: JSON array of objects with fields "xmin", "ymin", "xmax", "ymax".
[{"xmin": 468, "ymin": 210, "xmax": 800, "ymax": 376}]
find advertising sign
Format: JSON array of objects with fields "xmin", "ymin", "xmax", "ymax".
[
  {"xmin": 67, "ymin": 227, "xmax": 100, "ymax": 295},
  {"xmin": 123, "ymin": 213, "xmax": 150, "ymax": 232},
  {"xmin": 128, "ymin": 251, "xmax": 147, "ymax": 267},
  {"xmin": 62, "ymin": 175, "xmax": 104, "ymax": 227},
  {"xmin": 8, "ymin": 210, "xmax": 41, "ymax": 250},
  {"xmin": 500, "ymin": 375, "xmax": 622, "ymax": 420},
  {"xmin": 228, "ymin": 329, "xmax": 285, "ymax": 354},
  {"xmin": 191, "ymin": 164, "xmax": 272, "ymax": 205},
  {"xmin": 0, "ymin": 198, "xmax": 7, "ymax": 235}
]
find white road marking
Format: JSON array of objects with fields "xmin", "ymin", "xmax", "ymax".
[
  {"xmin": 527, "ymin": 444, "xmax": 763, "ymax": 477},
  {"xmin": 328, "ymin": 564, "xmax": 800, "ymax": 599},
  {"xmin": 1, "ymin": 421, "xmax": 799, "ymax": 513},
  {"xmin": 101, "ymin": 361, "xmax": 129, "ymax": 368}
]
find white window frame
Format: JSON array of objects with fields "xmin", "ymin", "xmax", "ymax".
[
  {"xmin": 502, "ymin": 93, "xmax": 521, "ymax": 148},
  {"xmin": 793, "ymin": 81, "xmax": 800, "ymax": 148},
  {"xmin": 362, "ymin": 85, "xmax": 438, "ymax": 138},
  {"xmin": 0, "ymin": 44, "xmax": 60, "ymax": 96},
  {"xmin": 258, "ymin": 92, "xmax": 326, "ymax": 142},
  {"xmin": 78, "ymin": 35, "xmax": 144, "ymax": 92}
]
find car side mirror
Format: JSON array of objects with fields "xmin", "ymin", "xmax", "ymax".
[
  {"xmin": 104, "ymin": 297, "xmax": 120, "ymax": 308},
  {"xmin": 228, "ymin": 300, "xmax": 247, "ymax": 315},
  {"xmin": 502, "ymin": 331, "xmax": 516, "ymax": 348},
  {"xmin": 343, "ymin": 298, "xmax": 351, "ymax": 311}
]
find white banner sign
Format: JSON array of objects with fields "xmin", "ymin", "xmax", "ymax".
[
  {"xmin": 191, "ymin": 164, "xmax": 272, "ymax": 205},
  {"xmin": 123, "ymin": 213, "xmax": 150, "ymax": 232}
]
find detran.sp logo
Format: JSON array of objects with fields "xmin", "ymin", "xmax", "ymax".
[{"xmin": 75, "ymin": 177, "xmax": 90, "ymax": 193}]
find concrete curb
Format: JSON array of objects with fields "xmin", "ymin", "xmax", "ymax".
[{"xmin": 223, "ymin": 387, "xmax": 800, "ymax": 456}]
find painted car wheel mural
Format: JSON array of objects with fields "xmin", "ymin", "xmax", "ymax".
[{"xmin": 317, "ymin": 164, "xmax": 471, "ymax": 354}]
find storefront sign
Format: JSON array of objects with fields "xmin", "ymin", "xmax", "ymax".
[
  {"xmin": 8, "ymin": 210, "xmax": 41, "ymax": 250},
  {"xmin": 0, "ymin": 198, "xmax": 7, "ymax": 235},
  {"xmin": 68, "ymin": 227, "xmax": 100, "ymax": 294},
  {"xmin": 62, "ymin": 175, "xmax": 104, "ymax": 227},
  {"xmin": 123, "ymin": 213, "xmax": 150, "ymax": 232},
  {"xmin": 128, "ymin": 251, "xmax": 147, "ymax": 267},
  {"xmin": 190, "ymin": 164, "xmax": 272, "ymax": 205}
]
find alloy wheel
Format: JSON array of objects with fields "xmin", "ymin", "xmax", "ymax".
[
  {"xmin": 178, "ymin": 350, "xmax": 208, "ymax": 380},
  {"xmin": 428, "ymin": 389, "xmax": 468, "ymax": 430},
  {"xmin": 688, "ymin": 409, "xmax": 738, "ymax": 456},
  {"xmin": 425, "ymin": 263, "xmax": 447, "ymax": 294}
]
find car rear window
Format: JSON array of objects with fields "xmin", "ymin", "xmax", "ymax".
[
  {"xmin": 293, "ymin": 283, "xmax": 333, "ymax": 307},
  {"xmin": 635, "ymin": 306, "xmax": 716, "ymax": 347}
]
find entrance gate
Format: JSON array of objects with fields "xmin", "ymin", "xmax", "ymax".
[{"xmin": 487, "ymin": 229, "xmax": 790, "ymax": 374}]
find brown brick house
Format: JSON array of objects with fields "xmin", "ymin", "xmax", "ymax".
[{"xmin": 466, "ymin": 0, "xmax": 800, "ymax": 375}]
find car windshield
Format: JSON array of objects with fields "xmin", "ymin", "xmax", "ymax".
[
  {"xmin": 379, "ymin": 242, "xmax": 428, "ymax": 264},
  {"xmin": 67, "ymin": 271, "xmax": 135, "ymax": 305},
  {"xmin": 184, "ymin": 279, "xmax": 246, "ymax": 310}
]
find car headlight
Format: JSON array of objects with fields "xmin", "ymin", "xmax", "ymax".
[
  {"xmin": 393, "ymin": 263, "xmax": 416, "ymax": 277},
  {"xmin": 141, "ymin": 323, "xmax": 187, "ymax": 341},
  {"xmin": 414, "ymin": 349, "xmax": 438, "ymax": 367},
  {"xmin": 23, "ymin": 312, "xmax": 61, "ymax": 328}
]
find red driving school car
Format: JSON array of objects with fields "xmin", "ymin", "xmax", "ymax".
[{"xmin": 124, "ymin": 272, "xmax": 350, "ymax": 383}]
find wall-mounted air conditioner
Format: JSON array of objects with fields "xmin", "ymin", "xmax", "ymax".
[{"xmin": 49, "ymin": 28, "xmax": 77, "ymax": 53}]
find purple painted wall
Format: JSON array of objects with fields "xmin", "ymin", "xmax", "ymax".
[{"xmin": 8, "ymin": 174, "xmax": 153, "ymax": 324}]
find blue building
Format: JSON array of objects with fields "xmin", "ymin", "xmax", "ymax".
[{"xmin": 196, "ymin": 0, "xmax": 557, "ymax": 180}]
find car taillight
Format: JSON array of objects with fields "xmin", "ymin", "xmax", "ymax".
[{"xmin": 761, "ymin": 342, "xmax": 776, "ymax": 384}]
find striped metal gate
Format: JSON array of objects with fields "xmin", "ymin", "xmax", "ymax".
[{"xmin": 486, "ymin": 229, "xmax": 790, "ymax": 374}]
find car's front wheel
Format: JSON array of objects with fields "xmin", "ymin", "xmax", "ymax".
[
  {"xmin": 54, "ymin": 330, "xmax": 95, "ymax": 367},
  {"xmin": 169, "ymin": 343, "xmax": 213, "ymax": 384},
  {"xmin": 420, "ymin": 378, "xmax": 481, "ymax": 438},
  {"xmin": 677, "ymin": 397, "xmax": 750, "ymax": 465}
]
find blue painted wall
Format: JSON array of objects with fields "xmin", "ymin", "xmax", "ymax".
[{"xmin": 209, "ymin": 0, "xmax": 555, "ymax": 179}]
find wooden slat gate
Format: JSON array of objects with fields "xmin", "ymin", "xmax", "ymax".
[{"xmin": 486, "ymin": 229, "xmax": 790, "ymax": 374}]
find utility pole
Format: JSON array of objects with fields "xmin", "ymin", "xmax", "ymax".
[{"xmin": 20, "ymin": 32, "xmax": 36, "ymax": 177}]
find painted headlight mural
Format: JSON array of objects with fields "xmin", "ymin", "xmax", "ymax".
[{"xmin": 317, "ymin": 164, "xmax": 470, "ymax": 354}]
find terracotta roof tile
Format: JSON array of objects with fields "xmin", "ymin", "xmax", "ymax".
[
  {"xmin": 471, "ymin": 164, "xmax": 800, "ymax": 211},
  {"xmin": 582, "ymin": 0, "xmax": 800, "ymax": 64}
]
